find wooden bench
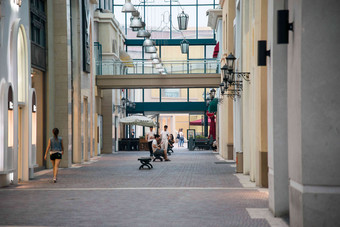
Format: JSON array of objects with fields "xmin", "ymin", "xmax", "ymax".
[{"xmin": 138, "ymin": 157, "xmax": 153, "ymax": 170}]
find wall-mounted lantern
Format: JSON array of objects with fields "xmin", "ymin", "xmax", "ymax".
[
  {"xmin": 277, "ymin": 10, "xmax": 294, "ymax": 44},
  {"xmin": 220, "ymin": 53, "xmax": 250, "ymax": 100},
  {"xmin": 8, "ymin": 87, "xmax": 13, "ymax": 110},
  {"xmin": 32, "ymin": 92, "xmax": 37, "ymax": 113},
  {"xmin": 258, "ymin": 40, "xmax": 271, "ymax": 66}
]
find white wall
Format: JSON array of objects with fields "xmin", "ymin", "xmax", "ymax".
[{"xmin": 0, "ymin": 1, "xmax": 32, "ymax": 186}]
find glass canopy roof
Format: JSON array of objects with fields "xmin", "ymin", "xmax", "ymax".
[{"xmin": 112, "ymin": 0, "xmax": 217, "ymax": 40}]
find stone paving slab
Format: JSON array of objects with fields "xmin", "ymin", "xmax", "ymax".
[
  {"xmin": 11, "ymin": 151, "xmax": 243, "ymax": 189},
  {"xmin": 0, "ymin": 150, "xmax": 272, "ymax": 227}
]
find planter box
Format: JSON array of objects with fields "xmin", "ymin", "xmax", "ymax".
[{"xmin": 139, "ymin": 140, "xmax": 149, "ymax": 151}]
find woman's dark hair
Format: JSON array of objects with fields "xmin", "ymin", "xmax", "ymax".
[
  {"xmin": 170, "ymin": 134, "xmax": 174, "ymax": 140},
  {"xmin": 154, "ymin": 134, "xmax": 160, "ymax": 139},
  {"xmin": 52, "ymin": 128, "xmax": 59, "ymax": 138}
]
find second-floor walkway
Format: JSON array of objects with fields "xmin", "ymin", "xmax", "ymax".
[{"xmin": 96, "ymin": 59, "xmax": 221, "ymax": 89}]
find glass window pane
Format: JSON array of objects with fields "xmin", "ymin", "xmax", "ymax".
[
  {"xmin": 127, "ymin": 46, "xmax": 143, "ymax": 59},
  {"xmin": 160, "ymin": 46, "xmax": 187, "ymax": 61},
  {"xmin": 189, "ymin": 114, "xmax": 204, "ymax": 137},
  {"xmin": 144, "ymin": 6, "xmax": 170, "ymax": 39},
  {"xmin": 205, "ymin": 45, "xmax": 215, "ymax": 59},
  {"xmin": 144, "ymin": 89, "xmax": 160, "ymax": 102},
  {"xmin": 132, "ymin": 89, "xmax": 143, "ymax": 102},
  {"xmin": 189, "ymin": 46, "xmax": 204, "ymax": 59},
  {"xmin": 189, "ymin": 88, "xmax": 205, "ymax": 102},
  {"xmin": 171, "ymin": 6, "xmax": 196, "ymax": 39},
  {"xmin": 161, "ymin": 88, "xmax": 187, "ymax": 102},
  {"xmin": 198, "ymin": 0, "xmax": 215, "ymax": 4},
  {"xmin": 198, "ymin": 6, "xmax": 214, "ymax": 38},
  {"xmin": 113, "ymin": 6, "xmax": 126, "ymax": 32}
]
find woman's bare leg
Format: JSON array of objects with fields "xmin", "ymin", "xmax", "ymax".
[
  {"xmin": 51, "ymin": 160, "xmax": 55, "ymax": 179},
  {"xmin": 54, "ymin": 159, "xmax": 61, "ymax": 180}
]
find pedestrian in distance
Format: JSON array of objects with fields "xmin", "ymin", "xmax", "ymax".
[
  {"xmin": 146, "ymin": 126, "xmax": 155, "ymax": 157},
  {"xmin": 44, "ymin": 128, "xmax": 64, "ymax": 183},
  {"xmin": 179, "ymin": 128, "xmax": 185, "ymax": 147},
  {"xmin": 160, "ymin": 125, "xmax": 170, "ymax": 154}
]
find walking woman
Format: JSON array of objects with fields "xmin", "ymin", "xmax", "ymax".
[{"xmin": 44, "ymin": 128, "xmax": 64, "ymax": 183}]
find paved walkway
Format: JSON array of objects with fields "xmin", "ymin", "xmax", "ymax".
[{"xmin": 0, "ymin": 150, "xmax": 286, "ymax": 227}]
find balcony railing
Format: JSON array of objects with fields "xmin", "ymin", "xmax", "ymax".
[{"xmin": 96, "ymin": 59, "xmax": 220, "ymax": 75}]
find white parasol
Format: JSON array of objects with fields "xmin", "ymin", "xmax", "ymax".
[{"xmin": 119, "ymin": 115, "xmax": 157, "ymax": 127}]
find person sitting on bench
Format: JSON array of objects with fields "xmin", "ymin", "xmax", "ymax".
[{"xmin": 152, "ymin": 134, "xmax": 171, "ymax": 161}]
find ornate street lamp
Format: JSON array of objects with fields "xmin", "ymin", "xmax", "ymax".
[
  {"xmin": 209, "ymin": 88, "xmax": 216, "ymax": 99},
  {"xmin": 122, "ymin": 0, "xmax": 136, "ymax": 13},
  {"xmin": 219, "ymin": 53, "xmax": 250, "ymax": 100},
  {"xmin": 177, "ymin": 10, "xmax": 189, "ymax": 30},
  {"xmin": 226, "ymin": 53, "xmax": 236, "ymax": 72},
  {"xmin": 180, "ymin": 39, "xmax": 189, "ymax": 54}
]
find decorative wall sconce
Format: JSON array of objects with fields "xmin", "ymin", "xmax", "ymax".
[
  {"xmin": 220, "ymin": 53, "xmax": 250, "ymax": 100},
  {"xmin": 177, "ymin": 10, "xmax": 189, "ymax": 30},
  {"xmin": 8, "ymin": 88, "xmax": 14, "ymax": 110},
  {"xmin": 180, "ymin": 39, "xmax": 189, "ymax": 54},
  {"xmin": 32, "ymin": 92, "xmax": 37, "ymax": 113},
  {"xmin": 258, "ymin": 40, "xmax": 271, "ymax": 66},
  {"xmin": 116, "ymin": 97, "xmax": 136, "ymax": 112},
  {"xmin": 277, "ymin": 10, "xmax": 294, "ymax": 44}
]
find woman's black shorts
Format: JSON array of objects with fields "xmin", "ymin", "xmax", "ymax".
[{"xmin": 50, "ymin": 153, "xmax": 62, "ymax": 160}]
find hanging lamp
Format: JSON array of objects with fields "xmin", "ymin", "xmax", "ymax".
[
  {"xmin": 180, "ymin": 39, "xmax": 189, "ymax": 54},
  {"xmin": 177, "ymin": 10, "xmax": 189, "ymax": 30},
  {"xmin": 137, "ymin": 22, "xmax": 151, "ymax": 37},
  {"xmin": 150, "ymin": 53, "xmax": 159, "ymax": 59},
  {"xmin": 152, "ymin": 58, "xmax": 160, "ymax": 64},
  {"xmin": 145, "ymin": 45, "xmax": 157, "ymax": 53},
  {"xmin": 122, "ymin": 0, "xmax": 136, "ymax": 13},
  {"xmin": 130, "ymin": 11, "xmax": 143, "ymax": 30}
]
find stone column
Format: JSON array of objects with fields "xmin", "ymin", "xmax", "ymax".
[
  {"xmin": 267, "ymin": 0, "xmax": 289, "ymax": 217},
  {"xmin": 71, "ymin": 0, "xmax": 82, "ymax": 164},
  {"xmin": 52, "ymin": 0, "xmax": 72, "ymax": 167},
  {"xmin": 288, "ymin": 0, "xmax": 340, "ymax": 226},
  {"xmin": 102, "ymin": 90, "xmax": 113, "ymax": 153}
]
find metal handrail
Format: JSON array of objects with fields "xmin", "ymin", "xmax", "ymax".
[{"xmin": 96, "ymin": 59, "xmax": 220, "ymax": 75}]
